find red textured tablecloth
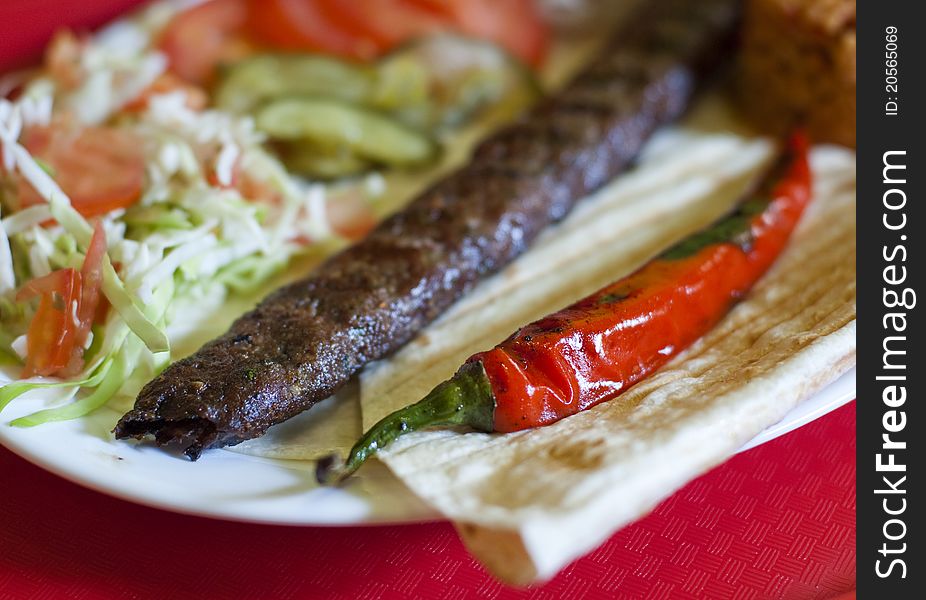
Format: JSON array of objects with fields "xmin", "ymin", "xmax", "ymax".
[{"xmin": 0, "ymin": 401, "xmax": 857, "ymax": 599}]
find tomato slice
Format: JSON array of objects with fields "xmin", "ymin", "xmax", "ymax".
[
  {"xmin": 124, "ymin": 72, "xmax": 208, "ymax": 113},
  {"xmin": 44, "ymin": 30, "xmax": 86, "ymax": 90},
  {"xmin": 16, "ymin": 268, "xmax": 75, "ymax": 302},
  {"xmin": 160, "ymin": 0, "xmax": 250, "ymax": 85},
  {"xmin": 246, "ymin": 0, "xmax": 546, "ymax": 65},
  {"xmin": 17, "ymin": 123, "xmax": 146, "ymax": 219},
  {"xmin": 414, "ymin": 0, "xmax": 549, "ymax": 65},
  {"xmin": 326, "ymin": 190, "xmax": 377, "ymax": 241},
  {"xmin": 247, "ymin": 0, "xmax": 379, "ymax": 59},
  {"xmin": 18, "ymin": 269, "xmax": 82, "ymax": 378},
  {"xmin": 17, "ymin": 223, "xmax": 108, "ymax": 378},
  {"xmin": 161, "ymin": 0, "xmax": 546, "ymax": 74},
  {"xmin": 321, "ymin": 0, "xmax": 450, "ymax": 49},
  {"xmin": 75, "ymin": 223, "xmax": 106, "ymax": 351}
]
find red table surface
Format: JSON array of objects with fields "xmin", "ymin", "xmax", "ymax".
[
  {"xmin": 1, "ymin": 3, "xmax": 856, "ymax": 598},
  {"xmin": 0, "ymin": 401, "xmax": 856, "ymax": 600}
]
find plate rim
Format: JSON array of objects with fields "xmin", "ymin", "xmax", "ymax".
[{"xmin": 0, "ymin": 367, "xmax": 855, "ymax": 527}]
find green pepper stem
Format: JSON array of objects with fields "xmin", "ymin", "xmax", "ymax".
[{"xmin": 316, "ymin": 361, "xmax": 495, "ymax": 485}]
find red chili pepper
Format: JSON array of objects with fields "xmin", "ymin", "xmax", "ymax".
[
  {"xmin": 481, "ymin": 134, "xmax": 811, "ymax": 431},
  {"xmin": 318, "ymin": 134, "xmax": 812, "ymax": 484}
]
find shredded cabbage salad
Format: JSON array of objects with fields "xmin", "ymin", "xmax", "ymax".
[
  {"xmin": 0, "ymin": 0, "xmax": 548, "ymax": 426},
  {"xmin": 0, "ymin": 1, "xmax": 356, "ymax": 425}
]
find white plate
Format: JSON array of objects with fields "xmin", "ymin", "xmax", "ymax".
[{"xmin": 0, "ymin": 367, "xmax": 855, "ymax": 526}]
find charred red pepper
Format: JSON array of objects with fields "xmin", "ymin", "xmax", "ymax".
[{"xmin": 318, "ymin": 134, "xmax": 812, "ymax": 484}]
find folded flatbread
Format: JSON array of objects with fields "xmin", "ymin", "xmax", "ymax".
[{"xmin": 358, "ymin": 97, "xmax": 856, "ymax": 584}]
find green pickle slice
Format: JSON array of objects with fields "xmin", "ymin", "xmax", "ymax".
[{"xmin": 257, "ymin": 98, "xmax": 438, "ymax": 169}]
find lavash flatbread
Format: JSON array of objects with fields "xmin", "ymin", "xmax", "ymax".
[{"xmin": 358, "ymin": 99, "xmax": 856, "ymax": 583}]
